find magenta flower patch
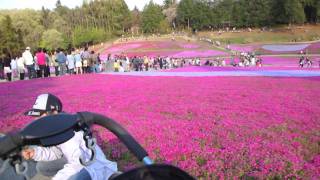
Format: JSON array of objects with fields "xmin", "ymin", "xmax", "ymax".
[
  {"xmin": 229, "ymin": 45, "xmax": 259, "ymax": 52},
  {"xmin": 0, "ymin": 74, "xmax": 320, "ymax": 179},
  {"xmin": 105, "ymin": 43, "xmax": 142, "ymax": 53},
  {"xmin": 180, "ymin": 44, "xmax": 200, "ymax": 49},
  {"xmin": 171, "ymin": 50, "xmax": 228, "ymax": 58},
  {"xmin": 100, "ymin": 40, "xmax": 226, "ymax": 58}
]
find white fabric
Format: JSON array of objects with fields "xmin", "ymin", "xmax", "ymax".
[
  {"xmin": 76, "ymin": 61, "xmax": 82, "ymax": 68},
  {"xmin": 67, "ymin": 55, "xmax": 75, "ymax": 69},
  {"xmin": 83, "ymin": 60, "xmax": 88, "ymax": 67},
  {"xmin": 10, "ymin": 59, "xmax": 17, "ymax": 69},
  {"xmin": 33, "ymin": 131, "xmax": 117, "ymax": 180},
  {"xmin": 4, "ymin": 67, "xmax": 11, "ymax": 74},
  {"xmin": 17, "ymin": 57, "xmax": 25, "ymax": 68},
  {"xmin": 119, "ymin": 66, "xmax": 124, "ymax": 72},
  {"xmin": 32, "ymin": 94, "xmax": 49, "ymax": 111},
  {"xmin": 22, "ymin": 50, "xmax": 34, "ymax": 65}
]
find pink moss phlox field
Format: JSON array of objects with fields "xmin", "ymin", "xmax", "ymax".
[
  {"xmin": 261, "ymin": 56, "xmax": 302, "ymax": 66},
  {"xmin": 308, "ymin": 42, "xmax": 320, "ymax": 54},
  {"xmin": 124, "ymin": 50, "xmax": 228, "ymax": 58},
  {"xmin": 0, "ymin": 75, "xmax": 320, "ymax": 179},
  {"xmin": 229, "ymin": 45, "xmax": 259, "ymax": 52},
  {"xmin": 105, "ymin": 43, "xmax": 142, "ymax": 53},
  {"xmin": 180, "ymin": 44, "xmax": 200, "ymax": 49},
  {"xmin": 101, "ymin": 40, "xmax": 227, "ymax": 58},
  {"xmin": 172, "ymin": 50, "xmax": 228, "ymax": 58},
  {"xmin": 105, "ymin": 41, "xmax": 186, "ymax": 54},
  {"xmin": 165, "ymin": 66, "xmax": 320, "ymax": 72}
]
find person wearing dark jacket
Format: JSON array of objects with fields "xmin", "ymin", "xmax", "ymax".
[
  {"xmin": 0, "ymin": 58, "xmax": 4, "ymax": 79},
  {"xmin": 3, "ymin": 55, "xmax": 12, "ymax": 81}
]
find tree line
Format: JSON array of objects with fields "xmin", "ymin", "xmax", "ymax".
[
  {"xmin": 0, "ymin": 0, "xmax": 320, "ymax": 57},
  {"xmin": 176, "ymin": 0, "xmax": 320, "ymax": 30}
]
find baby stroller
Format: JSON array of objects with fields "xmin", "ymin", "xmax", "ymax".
[{"xmin": 0, "ymin": 112, "xmax": 195, "ymax": 180}]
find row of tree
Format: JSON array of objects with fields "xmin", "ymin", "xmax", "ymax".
[
  {"xmin": 1, "ymin": 0, "xmax": 320, "ymax": 57},
  {"xmin": 0, "ymin": 0, "xmax": 131, "ymax": 57},
  {"xmin": 177, "ymin": 0, "xmax": 320, "ymax": 30}
]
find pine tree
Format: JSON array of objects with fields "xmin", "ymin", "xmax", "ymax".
[
  {"xmin": 176, "ymin": 0, "xmax": 195, "ymax": 29},
  {"xmin": 141, "ymin": 1, "xmax": 165, "ymax": 33}
]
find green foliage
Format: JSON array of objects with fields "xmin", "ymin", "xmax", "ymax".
[
  {"xmin": 2, "ymin": 9, "xmax": 44, "ymax": 49},
  {"xmin": 159, "ymin": 20, "xmax": 171, "ymax": 34},
  {"xmin": 272, "ymin": 0, "xmax": 305, "ymax": 24},
  {"xmin": 231, "ymin": 0, "xmax": 273, "ymax": 27},
  {"xmin": 176, "ymin": 0, "xmax": 195, "ymax": 28},
  {"xmin": 0, "ymin": 0, "xmax": 131, "ymax": 51},
  {"xmin": 72, "ymin": 27, "xmax": 111, "ymax": 47},
  {"xmin": 40, "ymin": 29, "xmax": 66, "ymax": 50},
  {"xmin": 141, "ymin": 1, "xmax": 165, "ymax": 33},
  {"xmin": 0, "ymin": 15, "xmax": 24, "ymax": 56},
  {"xmin": 1, "ymin": 0, "xmax": 320, "ymax": 52},
  {"xmin": 177, "ymin": 0, "xmax": 320, "ymax": 30},
  {"xmin": 41, "ymin": 7, "xmax": 51, "ymax": 30},
  {"xmin": 318, "ymin": 2, "xmax": 320, "ymax": 18}
]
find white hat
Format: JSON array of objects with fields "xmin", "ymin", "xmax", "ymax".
[
  {"xmin": 24, "ymin": 93, "xmax": 63, "ymax": 117},
  {"xmin": 26, "ymin": 47, "xmax": 30, "ymax": 50}
]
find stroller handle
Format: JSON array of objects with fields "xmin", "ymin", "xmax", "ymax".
[
  {"xmin": 0, "ymin": 112, "xmax": 151, "ymax": 164},
  {"xmin": 0, "ymin": 133, "xmax": 23, "ymax": 158},
  {"xmin": 78, "ymin": 112, "xmax": 150, "ymax": 163}
]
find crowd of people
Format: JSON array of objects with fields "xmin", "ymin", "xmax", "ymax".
[
  {"xmin": 299, "ymin": 56, "xmax": 313, "ymax": 68},
  {"xmin": 299, "ymin": 51, "xmax": 314, "ymax": 68},
  {"xmin": 1, "ymin": 46, "xmax": 319, "ymax": 82},
  {"xmin": 111, "ymin": 55, "xmax": 187, "ymax": 72},
  {"xmin": 0, "ymin": 47, "xmax": 102, "ymax": 82},
  {"xmin": 238, "ymin": 52, "xmax": 263, "ymax": 67},
  {"xmin": 110, "ymin": 53, "xmax": 262, "ymax": 72},
  {"xmin": 203, "ymin": 52, "xmax": 262, "ymax": 67}
]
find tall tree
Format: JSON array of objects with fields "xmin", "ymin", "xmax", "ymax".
[
  {"xmin": 131, "ymin": 6, "xmax": 142, "ymax": 27},
  {"xmin": 141, "ymin": 1, "xmax": 165, "ymax": 33},
  {"xmin": 176, "ymin": 0, "xmax": 195, "ymax": 29},
  {"xmin": 163, "ymin": 0, "xmax": 178, "ymax": 29},
  {"xmin": 41, "ymin": 6, "xmax": 51, "ymax": 30},
  {"xmin": 164, "ymin": 0, "xmax": 177, "ymax": 8},
  {"xmin": 0, "ymin": 15, "xmax": 24, "ymax": 56},
  {"xmin": 41, "ymin": 29, "xmax": 65, "ymax": 50},
  {"xmin": 272, "ymin": 0, "xmax": 305, "ymax": 24},
  {"xmin": 232, "ymin": 0, "xmax": 273, "ymax": 27}
]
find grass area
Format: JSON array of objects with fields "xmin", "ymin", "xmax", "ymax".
[{"xmin": 199, "ymin": 25, "xmax": 320, "ymax": 44}]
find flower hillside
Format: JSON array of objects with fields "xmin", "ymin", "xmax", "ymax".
[{"xmin": 0, "ymin": 74, "xmax": 319, "ymax": 179}]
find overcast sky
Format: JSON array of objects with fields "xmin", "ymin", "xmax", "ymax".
[{"xmin": 0, "ymin": 0, "xmax": 164, "ymax": 10}]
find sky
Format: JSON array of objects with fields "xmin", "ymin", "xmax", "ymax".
[{"xmin": 0, "ymin": 0, "xmax": 164, "ymax": 10}]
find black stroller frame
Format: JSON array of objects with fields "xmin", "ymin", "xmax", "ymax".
[{"xmin": 0, "ymin": 112, "xmax": 194, "ymax": 180}]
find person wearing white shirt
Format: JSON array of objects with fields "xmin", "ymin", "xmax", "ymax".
[
  {"xmin": 10, "ymin": 57, "xmax": 17, "ymax": 79},
  {"xmin": 17, "ymin": 55, "xmax": 26, "ymax": 80},
  {"xmin": 66, "ymin": 51, "xmax": 76, "ymax": 75},
  {"xmin": 22, "ymin": 47, "xmax": 35, "ymax": 79},
  {"xmin": 74, "ymin": 50, "xmax": 83, "ymax": 74}
]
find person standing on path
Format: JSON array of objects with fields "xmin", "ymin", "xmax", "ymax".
[
  {"xmin": 22, "ymin": 47, "xmax": 35, "ymax": 79},
  {"xmin": 56, "ymin": 48, "xmax": 67, "ymax": 76},
  {"xmin": 35, "ymin": 48, "xmax": 46, "ymax": 78},
  {"xmin": 17, "ymin": 54, "xmax": 25, "ymax": 80},
  {"xmin": 3, "ymin": 54, "xmax": 12, "ymax": 81}
]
